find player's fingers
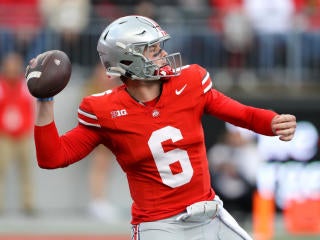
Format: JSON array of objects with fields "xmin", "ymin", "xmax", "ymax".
[
  {"xmin": 273, "ymin": 114, "xmax": 296, "ymax": 141},
  {"xmin": 275, "ymin": 128, "xmax": 295, "ymax": 141},
  {"xmin": 25, "ymin": 58, "xmax": 36, "ymax": 74},
  {"xmin": 279, "ymin": 133, "xmax": 295, "ymax": 141},
  {"xmin": 272, "ymin": 114, "xmax": 296, "ymax": 135},
  {"xmin": 272, "ymin": 114, "xmax": 296, "ymax": 124},
  {"xmin": 273, "ymin": 121, "xmax": 296, "ymax": 131},
  {"xmin": 28, "ymin": 53, "xmax": 46, "ymax": 69}
]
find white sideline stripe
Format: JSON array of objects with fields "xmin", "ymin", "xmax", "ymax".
[
  {"xmin": 203, "ymin": 81, "xmax": 212, "ymax": 94},
  {"xmin": 78, "ymin": 118, "xmax": 101, "ymax": 128},
  {"xmin": 201, "ymin": 72, "xmax": 210, "ymax": 85},
  {"xmin": 78, "ymin": 109, "xmax": 98, "ymax": 119},
  {"xmin": 26, "ymin": 71, "xmax": 42, "ymax": 82}
]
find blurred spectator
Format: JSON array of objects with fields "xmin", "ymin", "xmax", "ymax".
[
  {"xmin": 0, "ymin": 52, "xmax": 35, "ymax": 215},
  {"xmin": 0, "ymin": 0, "xmax": 47, "ymax": 63},
  {"xmin": 179, "ymin": 0, "xmax": 223, "ymax": 68},
  {"xmin": 90, "ymin": 0, "xmax": 124, "ymax": 28},
  {"xmin": 209, "ymin": 0, "xmax": 254, "ymax": 70},
  {"xmin": 207, "ymin": 123, "xmax": 263, "ymax": 214},
  {"xmin": 83, "ymin": 63, "xmax": 122, "ymax": 222},
  {"xmin": 39, "ymin": 0, "xmax": 91, "ymax": 65},
  {"xmin": 178, "ymin": 0, "xmax": 209, "ymax": 19},
  {"xmin": 243, "ymin": 0, "xmax": 295, "ymax": 77},
  {"xmin": 93, "ymin": 0, "xmax": 178, "ymax": 6},
  {"xmin": 294, "ymin": 0, "xmax": 320, "ymax": 71},
  {"xmin": 134, "ymin": 0, "xmax": 157, "ymax": 20}
]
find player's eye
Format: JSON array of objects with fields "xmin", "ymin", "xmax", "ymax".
[
  {"xmin": 148, "ymin": 46, "xmax": 157, "ymax": 53},
  {"xmin": 153, "ymin": 48, "xmax": 163, "ymax": 58}
]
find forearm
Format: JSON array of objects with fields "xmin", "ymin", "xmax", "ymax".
[
  {"xmin": 34, "ymin": 100, "xmax": 64, "ymax": 168},
  {"xmin": 34, "ymin": 122, "xmax": 67, "ymax": 169},
  {"xmin": 34, "ymin": 122, "xmax": 102, "ymax": 169},
  {"xmin": 206, "ymin": 90, "xmax": 277, "ymax": 135},
  {"xmin": 35, "ymin": 100, "xmax": 54, "ymax": 126}
]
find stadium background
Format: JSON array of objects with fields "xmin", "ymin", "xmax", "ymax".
[{"xmin": 0, "ymin": 1, "xmax": 320, "ymax": 239}]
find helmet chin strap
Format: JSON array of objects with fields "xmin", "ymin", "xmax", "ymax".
[
  {"xmin": 132, "ymin": 74, "xmax": 161, "ymax": 81},
  {"xmin": 107, "ymin": 67, "xmax": 123, "ymax": 77}
]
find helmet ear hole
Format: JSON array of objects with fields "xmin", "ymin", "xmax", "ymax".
[{"xmin": 120, "ymin": 60, "xmax": 133, "ymax": 66}]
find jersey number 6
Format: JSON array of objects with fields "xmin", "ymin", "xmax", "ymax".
[{"xmin": 148, "ymin": 126, "xmax": 194, "ymax": 188}]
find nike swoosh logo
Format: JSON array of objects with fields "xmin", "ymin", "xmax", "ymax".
[{"xmin": 175, "ymin": 84, "xmax": 187, "ymax": 95}]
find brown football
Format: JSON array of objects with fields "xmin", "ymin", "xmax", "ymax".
[{"xmin": 25, "ymin": 50, "xmax": 72, "ymax": 98}]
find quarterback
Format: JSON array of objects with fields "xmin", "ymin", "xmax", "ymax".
[{"xmin": 31, "ymin": 16, "xmax": 296, "ymax": 240}]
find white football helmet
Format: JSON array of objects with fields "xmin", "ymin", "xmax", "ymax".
[{"xmin": 97, "ymin": 15, "xmax": 182, "ymax": 80}]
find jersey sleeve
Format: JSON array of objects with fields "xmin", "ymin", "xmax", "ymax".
[
  {"xmin": 78, "ymin": 96, "xmax": 101, "ymax": 128},
  {"xmin": 34, "ymin": 122, "xmax": 101, "ymax": 169},
  {"xmin": 200, "ymin": 69, "xmax": 213, "ymax": 95},
  {"xmin": 184, "ymin": 64, "xmax": 213, "ymax": 114},
  {"xmin": 191, "ymin": 64, "xmax": 213, "ymax": 96},
  {"xmin": 34, "ymin": 98, "xmax": 103, "ymax": 169},
  {"xmin": 204, "ymin": 84, "xmax": 277, "ymax": 136}
]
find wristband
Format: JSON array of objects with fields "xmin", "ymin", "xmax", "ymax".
[{"xmin": 37, "ymin": 97, "xmax": 54, "ymax": 102}]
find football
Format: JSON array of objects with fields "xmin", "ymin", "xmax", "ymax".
[{"xmin": 25, "ymin": 50, "xmax": 72, "ymax": 98}]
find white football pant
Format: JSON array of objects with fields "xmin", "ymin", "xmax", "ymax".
[{"xmin": 131, "ymin": 196, "xmax": 253, "ymax": 240}]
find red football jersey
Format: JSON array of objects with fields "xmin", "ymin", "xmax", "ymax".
[
  {"xmin": 35, "ymin": 64, "xmax": 276, "ymax": 224},
  {"xmin": 0, "ymin": 77, "xmax": 34, "ymax": 138}
]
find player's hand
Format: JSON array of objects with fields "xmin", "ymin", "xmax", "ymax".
[{"xmin": 271, "ymin": 114, "xmax": 296, "ymax": 141}]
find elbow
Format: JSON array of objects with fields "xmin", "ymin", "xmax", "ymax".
[
  {"xmin": 37, "ymin": 162, "xmax": 68, "ymax": 169},
  {"xmin": 37, "ymin": 156, "xmax": 69, "ymax": 169},
  {"xmin": 38, "ymin": 162, "xmax": 58, "ymax": 169}
]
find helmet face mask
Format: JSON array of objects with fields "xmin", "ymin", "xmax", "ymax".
[
  {"xmin": 146, "ymin": 53, "xmax": 182, "ymax": 79},
  {"xmin": 97, "ymin": 15, "xmax": 182, "ymax": 81}
]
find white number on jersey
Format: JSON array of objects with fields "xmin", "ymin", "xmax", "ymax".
[{"xmin": 148, "ymin": 126, "xmax": 193, "ymax": 188}]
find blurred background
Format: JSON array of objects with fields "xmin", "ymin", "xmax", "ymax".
[{"xmin": 0, "ymin": 0, "xmax": 320, "ymax": 239}]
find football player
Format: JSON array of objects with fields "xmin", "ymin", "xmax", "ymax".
[{"xmin": 31, "ymin": 16, "xmax": 296, "ymax": 240}]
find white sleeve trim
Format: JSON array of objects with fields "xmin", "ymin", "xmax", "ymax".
[
  {"xmin": 78, "ymin": 108, "xmax": 98, "ymax": 119},
  {"xmin": 201, "ymin": 72, "xmax": 210, "ymax": 85},
  {"xmin": 78, "ymin": 118, "xmax": 101, "ymax": 128},
  {"xmin": 203, "ymin": 81, "xmax": 213, "ymax": 94}
]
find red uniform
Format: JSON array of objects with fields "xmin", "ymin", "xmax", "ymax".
[
  {"xmin": 0, "ymin": 77, "xmax": 34, "ymax": 138},
  {"xmin": 34, "ymin": 64, "xmax": 276, "ymax": 224}
]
